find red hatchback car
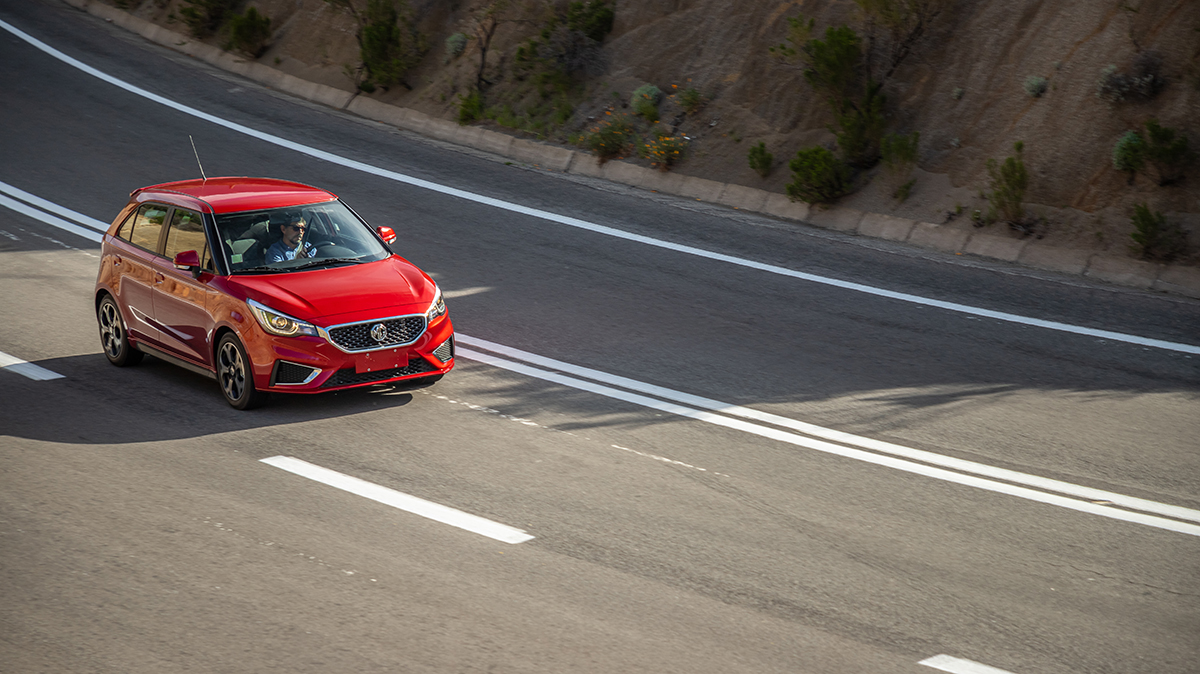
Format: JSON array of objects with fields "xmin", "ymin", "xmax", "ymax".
[{"xmin": 94, "ymin": 177, "xmax": 454, "ymax": 409}]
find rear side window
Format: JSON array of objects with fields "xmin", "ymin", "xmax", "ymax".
[{"xmin": 120, "ymin": 204, "xmax": 168, "ymax": 253}]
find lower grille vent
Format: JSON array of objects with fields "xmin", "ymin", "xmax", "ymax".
[
  {"xmin": 320, "ymin": 358, "xmax": 435, "ymax": 388},
  {"xmin": 274, "ymin": 360, "xmax": 319, "ymax": 385}
]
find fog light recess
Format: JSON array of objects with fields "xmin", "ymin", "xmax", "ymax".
[{"xmin": 432, "ymin": 336, "xmax": 454, "ymax": 362}]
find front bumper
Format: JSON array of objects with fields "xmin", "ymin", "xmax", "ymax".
[{"xmin": 244, "ymin": 316, "xmax": 455, "ymax": 393}]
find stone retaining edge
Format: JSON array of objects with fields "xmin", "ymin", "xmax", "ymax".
[{"xmin": 62, "ymin": 0, "xmax": 1200, "ymax": 299}]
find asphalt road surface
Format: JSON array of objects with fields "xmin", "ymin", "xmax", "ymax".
[{"xmin": 1, "ymin": 2, "xmax": 1198, "ymax": 673}]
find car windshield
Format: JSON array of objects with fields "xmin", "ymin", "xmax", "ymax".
[{"xmin": 216, "ymin": 200, "xmax": 390, "ymax": 274}]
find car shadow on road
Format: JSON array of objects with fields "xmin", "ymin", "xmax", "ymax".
[{"xmin": 0, "ymin": 352, "xmax": 432, "ymax": 445}]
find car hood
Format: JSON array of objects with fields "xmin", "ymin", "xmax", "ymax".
[{"xmin": 230, "ymin": 256, "xmax": 436, "ymax": 324}]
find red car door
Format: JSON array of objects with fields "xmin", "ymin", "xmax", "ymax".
[
  {"xmin": 151, "ymin": 207, "xmax": 217, "ymax": 368},
  {"xmin": 109, "ymin": 203, "xmax": 168, "ymax": 347}
]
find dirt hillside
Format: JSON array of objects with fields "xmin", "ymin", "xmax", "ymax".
[{"xmin": 106, "ymin": 0, "xmax": 1200, "ymax": 260}]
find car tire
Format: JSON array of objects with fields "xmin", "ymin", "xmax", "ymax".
[
  {"xmin": 97, "ymin": 295, "xmax": 143, "ymax": 367},
  {"xmin": 216, "ymin": 333, "xmax": 270, "ymax": 410}
]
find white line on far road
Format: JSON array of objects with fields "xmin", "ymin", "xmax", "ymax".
[
  {"xmin": 260, "ymin": 456, "xmax": 535, "ymax": 544},
  {"xmin": 920, "ymin": 654, "xmax": 1018, "ymax": 674},
  {"xmin": 0, "ymin": 351, "xmax": 64, "ymax": 381},
  {"xmin": 2, "ymin": 17, "xmax": 1197, "ymax": 356}
]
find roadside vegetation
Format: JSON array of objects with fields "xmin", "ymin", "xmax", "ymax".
[
  {"xmin": 115, "ymin": 0, "xmax": 1198, "ymax": 267},
  {"xmin": 771, "ymin": 0, "xmax": 948, "ymax": 205},
  {"xmin": 456, "ymin": 0, "xmax": 614, "ymax": 139},
  {"xmin": 1130, "ymin": 203, "xmax": 1189, "ymax": 261}
]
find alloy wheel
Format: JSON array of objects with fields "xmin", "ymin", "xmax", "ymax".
[
  {"xmin": 218, "ymin": 340, "xmax": 247, "ymax": 402},
  {"xmin": 98, "ymin": 301, "xmax": 122, "ymax": 358}
]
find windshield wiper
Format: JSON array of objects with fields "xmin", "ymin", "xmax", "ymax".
[
  {"xmin": 233, "ymin": 265, "xmax": 288, "ymax": 274},
  {"xmin": 291, "ymin": 257, "xmax": 366, "ymax": 270}
]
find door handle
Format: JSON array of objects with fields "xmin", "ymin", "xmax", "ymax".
[{"xmin": 154, "ymin": 272, "xmax": 165, "ymax": 284}]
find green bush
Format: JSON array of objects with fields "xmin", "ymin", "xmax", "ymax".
[
  {"xmin": 640, "ymin": 127, "xmax": 688, "ymax": 171},
  {"xmin": 679, "ymin": 88, "xmax": 703, "ymax": 114},
  {"xmin": 1023, "ymin": 75, "xmax": 1048, "ymax": 98},
  {"xmin": 1096, "ymin": 51, "xmax": 1163, "ymax": 104},
  {"xmin": 179, "ymin": 0, "xmax": 236, "ymax": 38},
  {"xmin": 881, "ymin": 131, "xmax": 918, "ymax": 174},
  {"xmin": 360, "ymin": 0, "xmax": 422, "ymax": 89},
  {"xmin": 1143, "ymin": 120, "xmax": 1196, "ymax": 186},
  {"xmin": 801, "ymin": 25, "xmax": 863, "ymax": 106},
  {"xmin": 631, "ymin": 84, "xmax": 661, "ymax": 122},
  {"xmin": 833, "ymin": 81, "xmax": 886, "ymax": 167},
  {"xmin": 1130, "ymin": 203, "xmax": 1187, "ymax": 261},
  {"xmin": 226, "ymin": 7, "xmax": 271, "ymax": 57},
  {"xmin": 566, "ymin": 0, "xmax": 615, "ymax": 42},
  {"xmin": 458, "ymin": 89, "xmax": 485, "ymax": 124},
  {"xmin": 786, "ymin": 146, "xmax": 850, "ymax": 204},
  {"xmin": 882, "ymin": 131, "xmax": 918, "ymax": 199},
  {"xmin": 799, "ymin": 26, "xmax": 884, "ymax": 167},
  {"xmin": 985, "ymin": 141, "xmax": 1028, "ymax": 224},
  {"xmin": 1112, "ymin": 130, "xmax": 1145, "ymax": 180},
  {"xmin": 748, "ymin": 141, "xmax": 773, "ymax": 178},
  {"xmin": 583, "ymin": 113, "xmax": 635, "ymax": 162},
  {"xmin": 445, "ymin": 32, "xmax": 468, "ymax": 59}
]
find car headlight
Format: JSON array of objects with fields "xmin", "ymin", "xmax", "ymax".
[
  {"xmin": 425, "ymin": 285, "xmax": 446, "ymax": 322},
  {"xmin": 247, "ymin": 299, "xmax": 319, "ymax": 337}
]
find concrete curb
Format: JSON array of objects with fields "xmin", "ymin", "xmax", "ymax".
[
  {"xmin": 858, "ymin": 213, "xmax": 916, "ymax": 242},
  {"xmin": 907, "ymin": 222, "xmax": 969, "ymax": 253},
  {"xmin": 62, "ymin": 0, "xmax": 1200, "ymax": 299}
]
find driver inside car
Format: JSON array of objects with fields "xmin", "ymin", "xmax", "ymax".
[{"xmin": 265, "ymin": 214, "xmax": 317, "ymax": 262}]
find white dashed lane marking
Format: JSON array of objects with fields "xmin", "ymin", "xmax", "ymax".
[
  {"xmin": 0, "ymin": 351, "xmax": 64, "ymax": 381},
  {"xmin": 260, "ymin": 455, "xmax": 534, "ymax": 544},
  {"xmin": 921, "ymin": 654, "xmax": 1019, "ymax": 674}
]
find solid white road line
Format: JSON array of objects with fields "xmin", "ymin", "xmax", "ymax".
[
  {"xmin": 259, "ymin": 455, "xmax": 535, "ymax": 544},
  {"xmin": 456, "ymin": 346, "xmax": 1200, "ymax": 538},
  {"xmin": 457, "ymin": 334, "xmax": 1200, "ymax": 525},
  {"xmin": 0, "ymin": 351, "xmax": 65, "ymax": 381},
  {"xmin": 0, "ymin": 193, "xmax": 103, "ymax": 243},
  {"xmin": 2, "ymin": 18, "xmax": 1197, "ymax": 356},
  {"xmin": 0, "ymin": 180, "xmax": 111, "ymax": 232},
  {"xmin": 920, "ymin": 654, "xmax": 1018, "ymax": 674}
]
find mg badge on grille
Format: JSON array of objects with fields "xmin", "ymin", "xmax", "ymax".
[{"xmin": 370, "ymin": 323, "xmax": 388, "ymax": 342}]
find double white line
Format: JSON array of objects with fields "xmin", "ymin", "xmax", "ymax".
[
  {"xmin": 0, "ymin": 180, "xmax": 107, "ymax": 243},
  {"xmin": 456, "ymin": 334, "xmax": 1200, "ymax": 538}
]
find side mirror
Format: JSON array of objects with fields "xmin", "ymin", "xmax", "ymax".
[
  {"xmin": 173, "ymin": 250, "xmax": 201, "ymax": 276},
  {"xmin": 376, "ymin": 226, "xmax": 397, "ymax": 244}
]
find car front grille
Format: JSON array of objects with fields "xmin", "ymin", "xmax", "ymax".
[
  {"xmin": 326, "ymin": 315, "xmax": 426, "ymax": 351},
  {"xmin": 320, "ymin": 357, "xmax": 436, "ymax": 388}
]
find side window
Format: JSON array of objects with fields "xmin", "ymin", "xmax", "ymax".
[
  {"xmin": 127, "ymin": 204, "xmax": 168, "ymax": 253},
  {"xmin": 164, "ymin": 208, "xmax": 208, "ymax": 261},
  {"xmin": 114, "ymin": 211, "xmax": 135, "ymax": 242}
]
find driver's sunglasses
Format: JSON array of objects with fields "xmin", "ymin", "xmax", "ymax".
[{"xmin": 287, "ymin": 223, "xmax": 307, "ymax": 231}]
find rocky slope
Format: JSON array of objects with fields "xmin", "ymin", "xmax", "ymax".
[{"xmin": 101, "ymin": 0, "xmax": 1200, "ymax": 260}]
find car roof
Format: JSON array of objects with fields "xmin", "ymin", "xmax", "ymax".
[{"xmin": 135, "ymin": 177, "xmax": 338, "ymax": 214}]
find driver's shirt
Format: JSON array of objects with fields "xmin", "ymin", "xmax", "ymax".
[{"xmin": 265, "ymin": 240, "xmax": 317, "ymax": 263}]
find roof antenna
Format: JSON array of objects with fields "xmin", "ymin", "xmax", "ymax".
[{"xmin": 189, "ymin": 135, "xmax": 208, "ymax": 182}]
